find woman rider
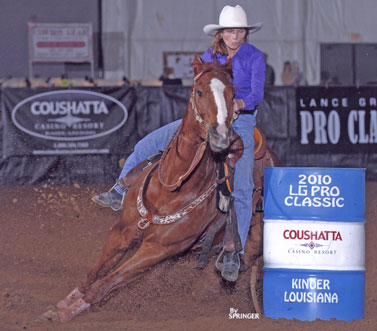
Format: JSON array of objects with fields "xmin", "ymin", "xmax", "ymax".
[{"xmin": 93, "ymin": 5, "xmax": 265, "ymax": 281}]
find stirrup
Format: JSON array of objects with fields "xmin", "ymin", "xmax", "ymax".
[
  {"xmin": 109, "ymin": 183, "xmax": 125, "ymax": 211},
  {"xmin": 222, "ymin": 252, "xmax": 240, "ymax": 282},
  {"xmin": 215, "ymin": 247, "xmax": 226, "ymax": 272},
  {"xmin": 116, "ymin": 178, "xmax": 130, "ymax": 193},
  {"xmin": 215, "ymin": 247, "xmax": 240, "ymax": 282}
]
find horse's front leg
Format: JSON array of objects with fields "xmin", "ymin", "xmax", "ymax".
[
  {"xmin": 57, "ymin": 236, "xmax": 191, "ymax": 322},
  {"xmin": 56, "ymin": 222, "xmax": 139, "ymax": 309},
  {"xmin": 55, "ymin": 252, "xmax": 126, "ymax": 310}
]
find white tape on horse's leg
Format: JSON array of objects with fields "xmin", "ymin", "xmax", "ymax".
[
  {"xmin": 57, "ymin": 298, "xmax": 91, "ymax": 323},
  {"xmin": 56, "ymin": 287, "xmax": 84, "ymax": 309}
]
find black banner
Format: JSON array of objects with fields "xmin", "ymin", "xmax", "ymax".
[
  {"xmin": 1, "ymin": 85, "xmax": 377, "ymax": 185},
  {"xmin": 2, "ymin": 86, "xmax": 137, "ymax": 156},
  {"xmin": 296, "ymin": 87, "xmax": 377, "ymax": 153}
]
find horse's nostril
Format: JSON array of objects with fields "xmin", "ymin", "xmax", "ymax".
[
  {"xmin": 216, "ymin": 124, "xmax": 227, "ymax": 138},
  {"xmin": 208, "ymin": 124, "xmax": 232, "ymax": 153}
]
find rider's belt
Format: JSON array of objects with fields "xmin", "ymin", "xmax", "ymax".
[{"xmin": 240, "ymin": 109, "xmax": 256, "ymax": 115}]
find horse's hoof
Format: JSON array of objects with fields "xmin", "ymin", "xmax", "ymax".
[
  {"xmin": 39, "ymin": 309, "xmax": 60, "ymax": 323},
  {"xmin": 58, "ymin": 297, "xmax": 91, "ymax": 322},
  {"xmin": 57, "ymin": 287, "xmax": 84, "ymax": 309},
  {"xmin": 57, "ymin": 309, "xmax": 72, "ymax": 323}
]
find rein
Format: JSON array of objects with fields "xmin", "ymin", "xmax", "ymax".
[
  {"xmin": 157, "ymin": 139, "xmax": 207, "ymax": 192},
  {"xmin": 157, "ymin": 70, "xmax": 212, "ymax": 192}
]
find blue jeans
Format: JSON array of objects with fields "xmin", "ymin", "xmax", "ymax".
[{"xmin": 115, "ymin": 116, "xmax": 255, "ymax": 252}]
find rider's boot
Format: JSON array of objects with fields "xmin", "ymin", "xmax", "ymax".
[
  {"xmin": 221, "ymin": 250, "xmax": 240, "ymax": 282},
  {"xmin": 91, "ymin": 152, "xmax": 163, "ymax": 212},
  {"xmin": 215, "ymin": 248, "xmax": 240, "ymax": 282},
  {"xmin": 91, "ymin": 181, "xmax": 126, "ymax": 211},
  {"xmin": 215, "ymin": 228, "xmax": 240, "ymax": 282}
]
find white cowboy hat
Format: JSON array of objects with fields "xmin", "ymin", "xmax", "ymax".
[{"xmin": 203, "ymin": 5, "xmax": 262, "ymax": 36}]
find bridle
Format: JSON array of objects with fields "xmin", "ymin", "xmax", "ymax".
[
  {"xmin": 190, "ymin": 71, "xmax": 209, "ymax": 128},
  {"xmin": 157, "ymin": 69, "xmax": 233, "ymax": 192},
  {"xmin": 190, "ymin": 69, "xmax": 234, "ymax": 128}
]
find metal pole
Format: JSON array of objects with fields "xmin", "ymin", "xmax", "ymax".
[
  {"xmin": 29, "ymin": 60, "xmax": 33, "ymax": 80},
  {"xmin": 91, "ymin": 60, "xmax": 94, "ymax": 79}
]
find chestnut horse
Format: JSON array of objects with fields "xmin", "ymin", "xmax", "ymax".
[{"xmin": 49, "ymin": 55, "xmax": 239, "ymax": 322}]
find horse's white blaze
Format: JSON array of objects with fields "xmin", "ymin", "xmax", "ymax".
[{"xmin": 210, "ymin": 78, "xmax": 227, "ymax": 126}]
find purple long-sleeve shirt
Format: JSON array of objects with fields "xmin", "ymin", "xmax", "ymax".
[{"xmin": 202, "ymin": 42, "xmax": 266, "ymax": 111}]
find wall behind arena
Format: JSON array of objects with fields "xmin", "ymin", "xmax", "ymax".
[
  {"xmin": 101, "ymin": 0, "xmax": 377, "ymax": 84},
  {"xmin": 1, "ymin": 1, "xmax": 377, "ymax": 84}
]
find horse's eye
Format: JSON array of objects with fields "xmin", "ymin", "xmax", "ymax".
[
  {"xmin": 197, "ymin": 90, "xmax": 204, "ymax": 97},
  {"xmin": 232, "ymin": 93, "xmax": 236, "ymax": 99}
]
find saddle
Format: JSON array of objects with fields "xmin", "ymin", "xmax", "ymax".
[{"xmin": 196, "ymin": 127, "xmax": 282, "ymax": 267}]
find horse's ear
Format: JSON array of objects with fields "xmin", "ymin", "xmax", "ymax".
[
  {"xmin": 192, "ymin": 54, "xmax": 204, "ymax": 76},
  {"xmin": 193, "ymin": 54, "xmax": 203, "ymax": 65}
]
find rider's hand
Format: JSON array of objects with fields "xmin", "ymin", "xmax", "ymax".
[{"xmin": 233, "ymin": 99, "xmax": 245, "ymax": 119}]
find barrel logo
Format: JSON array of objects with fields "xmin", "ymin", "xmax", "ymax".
[{"xmin": 283, "ymin": 229, "xmax": 342, "ymax": 242}]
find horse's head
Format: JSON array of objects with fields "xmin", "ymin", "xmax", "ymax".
[{"xmin": 189, "ymin": 55, "xmax": 234, "ymax": 153}]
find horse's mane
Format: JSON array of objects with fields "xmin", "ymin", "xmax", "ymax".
[{"xmin": 201, "ymin": 59, "xmax": 233, "ymax": 80}]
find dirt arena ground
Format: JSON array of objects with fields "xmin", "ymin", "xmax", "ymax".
[{"xmin": 0, "ymin": 182, "xmax": 376, "ymax": 331}]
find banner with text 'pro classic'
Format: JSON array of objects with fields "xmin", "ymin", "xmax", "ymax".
[
  {"xmin": 296, "ymin": 87, "xmax": 377, "ymax": 153},
  {"xmin": 1, "ymin": 86, "xmax": 137, "ymax": 156}
]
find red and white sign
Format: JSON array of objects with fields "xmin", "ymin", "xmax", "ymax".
[
  {"xmin": 263, "ymin": 220, "xmax": 365, "ymax": 271},
  {"xmin": 28, "ymin": 22, "xmax": 93, "ymax": 62}
]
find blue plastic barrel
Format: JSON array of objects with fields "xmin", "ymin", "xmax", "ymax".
[{"xmin": 263, "ymin": 167, "xmax": 365, "ymax": 321}]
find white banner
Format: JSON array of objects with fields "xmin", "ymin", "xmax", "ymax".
[
  {"xmin": 28, "ymin": 22, "xmax": 93, "ymax": 62},
  {"xmin": 263, "ymin": 220, "xmax": 365, "ymax": 271}
]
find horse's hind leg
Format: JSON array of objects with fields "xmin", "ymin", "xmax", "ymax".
[{"xmin": 57, "ymin": 222, "xmax": 138, "ymax": 309}]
